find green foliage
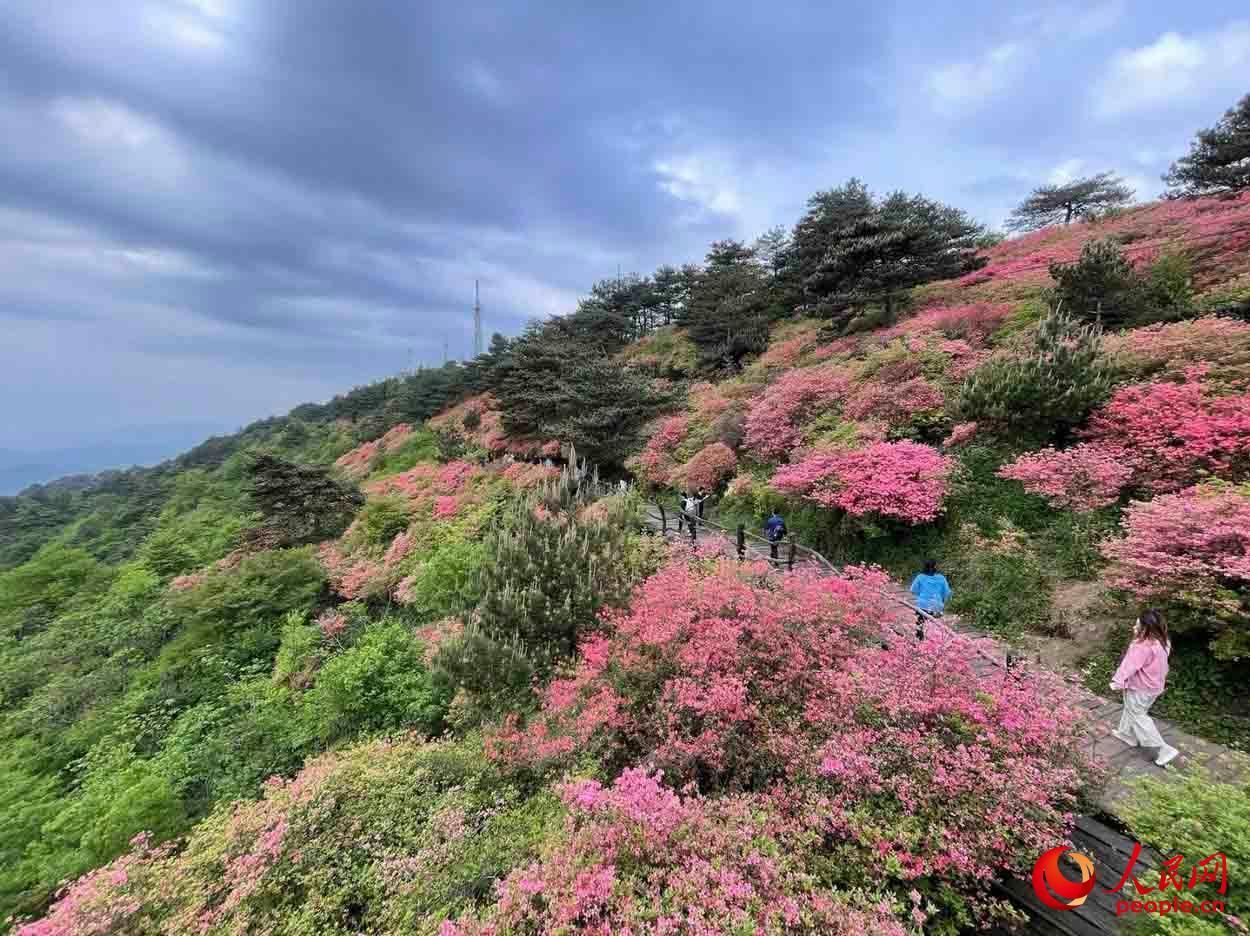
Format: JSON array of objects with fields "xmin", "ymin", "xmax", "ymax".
[
  {"xmin": 1119, "ymin": 760, "xmax": 1250, "ymax": 934},
  {"xmin": 370, "ymin": 429, "xmax": 440, "ymax": 477},
  {"xmin": 795, "ymin": 179, "xmax": 986, "ymax": 326},
  {"xmin": 496, "ymin": 320, "xmax": 674, "ymax": 465},
  {"xmin": 0, "ymin": 543, "xmax": 112, "ymax": 638},
  {"xmin": 1048, "ymin": 240, "xmax": 1195, "ymax": 329},
  {"xmin": 354, "ymin": 495, "xmax": 411, "ymax": 546},
  {"xmin": 476, "ymin": 494, "xmax": 634, "ymax": 662},
  {"xmin": 677, "ymin": 239, "xmax": 781, "ymax": 370},
  {"xmin": 953, "ymin": 309, "xmax": 1114, "ymax": 445},
  {"xmin": 244, "ymin": 453, "xmax": 364, "ymax": 548},
  {"xmin": 1006, "ymin": 171, "xmax": 1134, "ymax": 231},
  {"xmin": 946, "ymin": 523, "xmax": 1051, "ymax": 639},
  {"xmin": 396, "ymin": 535, "xmax": 487, "ymax": 621},
  {"xmin": 303, "ymin": 619, "xmax": 450, "ymax": 742},
  {"xmin": 1165, "ymin": 91, "xmax": 1250, "ymax": 197}
]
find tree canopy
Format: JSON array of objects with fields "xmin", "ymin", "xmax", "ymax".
[
  {"xmin": 795, "ymin": 181, "xmax": 985, "ymax": 326},
  {"xmin": 1006, "ymin": 171, "xmax": 1134, "ymax": 231},
  {"xmin": 1165, "ymin": 92, "xmax": 1250, "ymax": 198}
]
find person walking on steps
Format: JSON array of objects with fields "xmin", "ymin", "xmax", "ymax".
[
  {"xmin": 1111, "ymin": 609, "xmax": 1179, "ymax": 767},
  {"xmin": 682, "ymin": 492, "xmax": 706, "ymax": 540},
  {"xmin": 910, "ymin": 560, "xmax": 951, "ymax": 617},
  {"xmin": 696, "ymin": 487, "xmax": 708, "ymax": 519},
  {"xmin": 764, "ymin": 510, "xmax": 787, "ymax": 561},
  {"xmin": 676, "ymin": 492, "xmax": 688, "ymax": 533}
]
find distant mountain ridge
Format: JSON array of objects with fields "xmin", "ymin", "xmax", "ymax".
[{"xmin": 0, "ymin": 422, "xmax": 233, "ymax": 496}]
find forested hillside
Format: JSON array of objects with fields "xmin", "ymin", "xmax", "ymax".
[{"xmin": 4, "ymin": 96, "xmax": 1250, "ymax": 935}]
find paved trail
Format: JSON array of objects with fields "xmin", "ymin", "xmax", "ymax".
[{"xmin": 642, "ymin": 507, "xmax": 1245, "ymax": 813}]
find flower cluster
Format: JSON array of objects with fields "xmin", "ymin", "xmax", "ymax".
[
  {"xmin": 1083, "ymin": 371, "xmax": 1250, "ymax": 494},
  {"xmin": 317, "ymin": 542, "xmax": 385, "ymax": 600},
  {"xmin": 997, "ymin": 443, "xmax": 1134, "ymax": 511},
  {"xmin": 943, "ymin": 421, "xmax": 979, "ymax": 448},
  {"xmin": 499, "ymin": 462, "xmax": 561, "ymax": 489},
  {"xmin": 445, "ymin": 768, "xmax": 914, "ymax": 936},
  {"xmin": 843, "ymin": 376, "xmax": 944, "ymax": 425},
  {"xmin": 487, "ymin": 556, "xmax": 1093, "ymax": 926},
  {"xmin": 743, "ymin": 366, "xmax": 854, "ymax": 459},
  {"xmin": 1105, "ymin": 316, "xmax": 1250, "ymax": 377},
  {"xmin": 771, "ymin": 441, "xmax": 953, "ymax": 523},
  {"xmin": 675, "ymin": 442, "xmax": 738, "ymax": 492},
  {"xmin": 1102, "ymin": 484, "xmax": 1250, "ymax": 630},
  {"xmin": 333, "ymin": 423, "xmax": 414, "ymax": 479},
  {"xmin": 883, "ymin": 303, "xmax": 1015, "ymax": 342}
]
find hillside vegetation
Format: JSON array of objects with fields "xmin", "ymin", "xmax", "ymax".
[{"xmin": 4, "ymin": 113, "xmax": 1250, "ymax": 932}]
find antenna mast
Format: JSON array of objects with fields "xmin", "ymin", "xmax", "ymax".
[{"xmin": 473, "ymin": 279, "xmax": 483, "ymax": 358}]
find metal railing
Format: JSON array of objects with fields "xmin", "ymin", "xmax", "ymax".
[{"xmin": 638, "ymin": 496, "xmax": 1015, "ymax": 673}]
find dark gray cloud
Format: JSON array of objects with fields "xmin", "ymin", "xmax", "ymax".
[{"xmin": 1, "ymin": 0, "xmax": 1247, "ymax": 454}]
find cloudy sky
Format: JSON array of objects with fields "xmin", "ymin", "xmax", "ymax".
[{"xmin": 1, "ymin": 1, "xmax": 1247, "ymax": 460}]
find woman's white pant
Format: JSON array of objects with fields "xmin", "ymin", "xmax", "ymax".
[{"xmin": 1118, "ymin": 690, "xmax": 1168, "ymax": 748}]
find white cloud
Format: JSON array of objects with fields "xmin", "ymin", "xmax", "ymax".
[
  {"xmin": 653, "ymin": 153, "xmax": 744, "ymax": 222},
  {"xmin": 927, "ymin": 43, "xmax": 1028, "ymax": 116},
  {"xmin": 1047, "ymin": 158, "xmax": 1085, "ymax": 185},
  {"xmin": 1094, "ymin": 20, "xmax": 1250, "ymax": 117}
]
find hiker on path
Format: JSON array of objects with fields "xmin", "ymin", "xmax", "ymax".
[
  {"xmin": 683, "ymin": 492, "xmax": 707, "ymax": 531},
  {"xmin": 676, "ymin": 491, "xmax": 689, "ymax": 533},
  {"xmin": 1111, "ymin": 609, "xmax": 1179, "ymax": 767},
  {"xmin": 764, "ymin": 510, "xmax": 787, "ymax": 561},
  {"xmin": 696, "ymin": 487, "xmax": 708, "ymax": 519},
  {"xmin": 910, "ymin": 560, "xmax": 952, "ymax": 617}
]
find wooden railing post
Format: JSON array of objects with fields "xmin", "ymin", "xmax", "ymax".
[
  {"xmin": 689, "ymin": 514, "xmax": 697, "ymax": 542},
  {"xmin": 658, "ymin": 504, "xmax": 666, "ymax": 533},
  {"xmin": 736, "ymin": 524, "xmax": 745, "ymax": 561},
  {"xmin": 787, "ymin": 541, "xmax": 796, "ymax": 570}
]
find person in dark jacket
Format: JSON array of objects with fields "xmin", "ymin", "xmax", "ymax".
[{"xmin": 764, "ymin": 511, "xmax": 787, "ymax": 560}]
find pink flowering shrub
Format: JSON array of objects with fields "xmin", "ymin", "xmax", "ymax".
[
  {"xmin": 843, "ymin": 376, "xmax": 944, "ymax": 425},
  {"xmin": 500, "ymin": 462, "xmax": 561, "ymax": 489},
  {"xmin": 771, "ymin": 441, "xmax": 953, "ymax": 523},
  {"xmin": 743, "ymin": 366, "xmax": 854, "ymax": 459},
  {"xmin": 366, "ymin": 460, "xmax": 488, "ymax": 516},
  {"xmin": 997, "ymin": 443, "xmax": 1134, "ymax": 511},
  {"xmin": 334, "ymin": 423, "xmax": 414, "ymax": 478},
  {"xmin": 883, "ymin": 303, "xmax": 1014, "ymax": 343},
  {"xmin": 316, "ymin": 609, "xmax": 348, "ymax": 643},
  {"xmin": 488, "ymin": 557, "xmax": 1093, "ymax": 927},
  {"xmin": 19, "ymin": 738, "xmax": 562, "ymax": 936},
  {"xmin": 1082, "ymin": 371, "xmax": 1250, "ymax": 494},
  {"xmin": 1105, "ymin": 316, "xmax": 1250, "ymax": 377},
  {"xmin": 675, "ymin": 442, "xmax": 737, "ymax": 491},
  {"xmin": 943, "ymin": 421, "xmax": 979, "ymax": 448},
  {"xmin": 1102, "ymin": 485, "xmax": 1250, "ymax": 656},
  {"xmin": 317, "ymin": 542, "xmax": 384, "ymax": 600},
  {"xmin": 445, "ymin": 768, "xmax": 913, "ymax": 936}
]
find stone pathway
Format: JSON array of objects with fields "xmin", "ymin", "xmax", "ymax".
[{"xmin": 643, "ymin": 508, "xmax": 1246, "ymax": 813}]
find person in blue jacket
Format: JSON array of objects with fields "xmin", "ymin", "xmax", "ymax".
[
  {"xmin": 910, "ymin": 559, "xmax": 952, "ymax": 616},
  {"xmin": 764, "ymin": 510, "xmax": 787, "ymax": 561}
]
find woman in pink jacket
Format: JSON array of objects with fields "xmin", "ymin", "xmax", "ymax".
[{"xmin": 1110, "ymin": 609, "xmax": 1179, "ymax": 767}]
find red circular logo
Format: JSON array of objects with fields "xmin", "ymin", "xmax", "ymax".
[{"xmin": 1032, "ymin": 846, "xmax": 1097, "ymax": 911}]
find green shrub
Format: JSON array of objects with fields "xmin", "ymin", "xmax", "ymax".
[
  {"xmin": 396, "ymin": 535, "xmax": 486, "ymax": 621},
  {"xmin": 302, "ymin": 619, "xmax": 450, "ymax": 742},
  {"xmin": 952, "ymin": 309, "xmax": 1114, "ymax": 445},
  {"xmin": 354, "ymin": 494, "xmax": 411, "ymax": 546},
  {"xmin": 1119, "ymin": 761, "xmax": 1250, "ymax": 935},
  {"xmin": 946, "ymin": 522, "xmax": 1052, "ymax": 638}
]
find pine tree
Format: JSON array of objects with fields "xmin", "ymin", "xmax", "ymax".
[
  {"xmin": 1006, "ymin": 172, "xmax": 1135, "ymax": 231},
  {"xmin": 1165, "ymin": 92, "xmax": 1250, "ymax": 197},
  {"xmin": 953, "ymin": 308, "xmax": 1113, "ymax": 445}
]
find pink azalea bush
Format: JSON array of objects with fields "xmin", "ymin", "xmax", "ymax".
[
  {"xmin": 1082, "ymin": 370, "xmax": 1250, "ymax": 494},
  {"xmin": 675, "ymin": 442, "xmax": 738, "ymax": 491},
  {"xmin": 488, "ymin": 556, "xmax": 1093, "ymax": 928},
  {"xmin": 771, "ymin": 441, "xmax": 953, "ymax": 524},
  {"xmin": 743, "ymin": 366, "xmax": 854, "ymax": 459},
  {"xmin": 843, "ymin": 376, "xmax": 944, "ymax": 425},
  {"xmin": 1101, "ymin": 484, "xmax": 1250, "ymax": 655},
  {"xmin": 317, "ymin": 542, "xmax": 384, "ymax": 600},
  {"xmin": 943, "ymin": 421, "xmax": 979, "ymax": 448},
  {"xmin": 1105, "ymin": 316, "xmax": 1250, "ymax": 377},
  {"xmin": 334, "ymin": 423, "xmax": 414, "ymax": 479},
  {"xmin": 500, "ymin": 462, "xmax": 561, "ymax": 490},
  {"xmin": 445, "ymin": 768, "xmax": 913, "ymax": 936},
  {"xmin": 997, "ymin": 443, "xmax": 1134, "ymax": 511},
  {"xmin": 883, "ymin": 303, "xmax": 1014, "ymax": 343}
]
